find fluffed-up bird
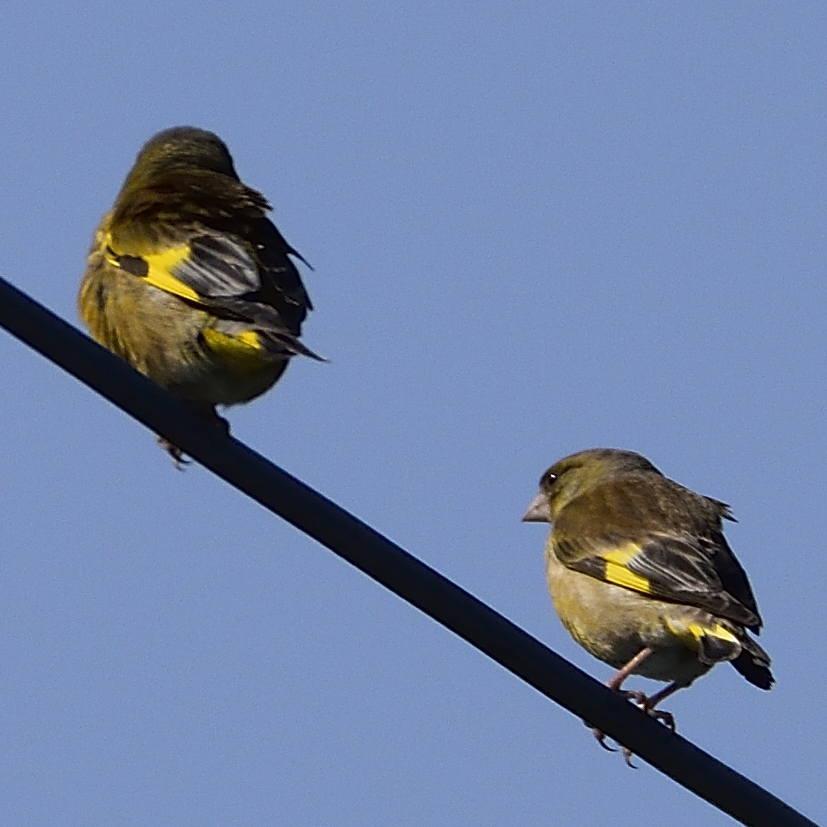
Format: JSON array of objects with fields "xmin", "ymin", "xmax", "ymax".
[
  {"xmin": 522, "ymin": 448, "xmax": 772, "ymax": 762},
  {"xmin": 79, "ymin": 126, "xmax": 320, "ymax": 463}
]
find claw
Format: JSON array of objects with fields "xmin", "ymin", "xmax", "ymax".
[
  {"xmin": 645, "ymin": 706, "xmax": 676, "ymax": 732},
  {"xmin": 621, "ymin": 746, "xmax": 637, "ymax": 768},
  {"xmin": 157, "ymin": 436, "xmax": 190, "ymax": 469},
  {"xmin": 588, "ymin": 724, "xmax": 618, "ymax": 752}
]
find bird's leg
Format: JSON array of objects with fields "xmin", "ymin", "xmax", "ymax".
[
  {"xmin": 587, "ymin": 648, "xmax": 678, "ymax": 766},
  {"xmin": 589, "ymin": 647, "xmax": 655, "ymax": 759},
  {"xmin": 157, "ymin": 402, "xmax": 230, "ymax": 468},
  {"xmin": 606, "ymin": 647, "xmax": 654, "ymax": 697},
  {"xmin": 618, "ymin": 678, "xmax": 682, "ymax": 768}
]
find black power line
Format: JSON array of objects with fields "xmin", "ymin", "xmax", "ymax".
[{"xmin": 0, "ymin": 275, "xmax": 819, "ymax": 827}]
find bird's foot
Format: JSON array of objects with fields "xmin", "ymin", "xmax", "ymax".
[
  {"xmin": 157, "ymin": 435, "xmax": 190, "ymax": 469},
  {"xmin": 586, "ymin": 724, "xmax": 638, "ymax": 768},
  {"xmin": 643, "ymin": 705, "xmax": 676, "ymax": 732},
  {"xmin": 156, "ymin": 405, "xmax": 230, "ymax": 468},
  {"xmin": 588, "ymin": 724, "xmax": 617, "ymax": 753},
  {"xmin": 629, "ymin": 693, "xmax": 677, "ymax": 732},
  {"xmin": 620, "ymin": 689, "xmax": 648, "ymax": 706},
  {"xmin": 586, "ymin": 688, "xmax": 676, "ymax": 768}
]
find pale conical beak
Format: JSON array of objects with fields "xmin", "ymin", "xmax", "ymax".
[{"xmin": 522, "ymin": 492, "xmax": 551, "ymax": 522}]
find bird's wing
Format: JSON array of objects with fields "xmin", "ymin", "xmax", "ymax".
[
  {"xmin": 552, "ymin": 492, "xmax": 762, "ymax": 630},
  {"xmin": 104, "ymin": 229, "xmax": 265, "ymax": 303},
  {"xmin": 103, "ymin": 227, "xmax": 321, "ymax": 361}
]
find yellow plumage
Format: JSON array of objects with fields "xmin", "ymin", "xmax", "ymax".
[
  {"xmin": 524, "ymin": 448, "xmax": 772, "ymax": 761},
  {"xmin": 79, "ymin": 127, "xmax": 320, "ymax": 461}
]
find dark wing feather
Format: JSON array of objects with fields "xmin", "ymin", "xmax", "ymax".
[{"xmin": 173, "ymin": 234, "xmax": 263, "ymax": 298}]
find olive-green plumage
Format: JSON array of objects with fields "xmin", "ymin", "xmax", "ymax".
[
  {"xmin": 79, "ymin": 126, "xmax": 319, "ymax": 460},
  {"xmin": 523, "ymin": 448, "xmax": 772, "ymax": 754}
]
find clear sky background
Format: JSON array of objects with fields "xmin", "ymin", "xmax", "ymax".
[{"xmin": 1, "ymin": 3, "xmax": 824, "ymax": 825}]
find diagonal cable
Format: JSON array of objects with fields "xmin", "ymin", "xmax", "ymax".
[{"xmin": 0, "ymin": 275, "xmax": 819, "ymax": 827}]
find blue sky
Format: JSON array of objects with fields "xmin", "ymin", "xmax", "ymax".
[{"xmin": 1, "ymin": 3, "xmax": 825, "ymax": 825}]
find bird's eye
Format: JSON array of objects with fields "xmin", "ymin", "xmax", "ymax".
[{"xmin": 541, "ymin": 471, "xmax": 557, "ymax": 488}]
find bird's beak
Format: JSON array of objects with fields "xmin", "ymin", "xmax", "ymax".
[{"xmin": 522, "ymin": 492, "xmax": 551, "ymax": 523}]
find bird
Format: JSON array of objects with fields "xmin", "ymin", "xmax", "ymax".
[
  {"xmin": 78, "ymin": 126, "xmax": 320, "ymax": 464},
  {"xmin": 522, "ymin": 448, "xmax": 772, "ymax": 763}
]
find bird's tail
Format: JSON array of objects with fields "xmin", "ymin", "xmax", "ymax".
[
  {"xmin": 731, "ymin": 636, "xmax": 774, "ymax": 690},
  {"xmin": 260, "ymin": 328, "xmax": 326, "ymax": 361}
]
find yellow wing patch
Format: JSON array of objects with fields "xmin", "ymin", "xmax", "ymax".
[
  {"xmin": 142, "ymin": 246, "xmax": 200, "ymax": 302},
  {"xmin": 665, "ymin": 617, "xmax": 740, "ymax": 661},
  {"xmin": 200, "ymin": 328, "xmax": 275, "ymax": 378},
  {"xmin": 601, "ymin": 545, "xmax": 652, "ymax": 593},
  {"xmin": 104, "ymin": 232, "xmax": 200, "ymax": 303},
  {"xmin": 202, "ymin": 328, "xmax": 262, "ymax": 354},
  {"xmin": 678, "ymin": 621, "xmax": 738, "ymax": 646}
]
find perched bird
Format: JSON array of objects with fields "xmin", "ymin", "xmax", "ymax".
[
  {"xmin": 523, "ymin": 448, "xmax": 772, "ymax": 762},
  {"xmin": 79, "ymin": 126, "xmax": 320, "ymax": 463}
]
